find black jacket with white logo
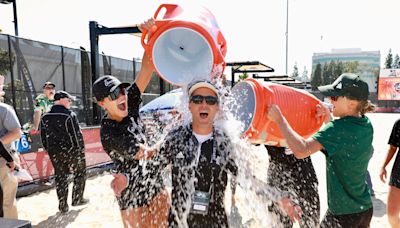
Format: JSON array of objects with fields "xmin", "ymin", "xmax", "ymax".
[{"xmin": 40, "ymin": 105, "xmax": 84, "ymax": 153}]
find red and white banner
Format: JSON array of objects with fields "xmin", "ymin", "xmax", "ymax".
[{"xmin": 378, "ymin": 69, "xmax": 400, "ymax": 100}]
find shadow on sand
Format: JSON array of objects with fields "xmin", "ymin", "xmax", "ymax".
[
  {"xmin": 33, "ymin": 208, "xmax": 83, "ymax": 228},
  {"xmin": 372, "ymin": 196, "xmax": 386, "ymax": 217}
]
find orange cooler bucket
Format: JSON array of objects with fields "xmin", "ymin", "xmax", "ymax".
[
  {"xmin": 230, "ymin": 79, "xmax": 324, "ymax": 146},
  {"xmin": 141, "ymin": 4, "xmax": 227, "ymax": 86}
]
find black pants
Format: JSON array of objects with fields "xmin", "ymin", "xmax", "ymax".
[
  {"xmin": 266, "ymin": 146, "xmax": 320, "ymax": 228},
  {"xmin": 320, "ymin": 208, "xmax": 373, "ymax": 228},
  {"xmin": 48, "ymin": 150, "xmax": 86, "ymax": 206}
]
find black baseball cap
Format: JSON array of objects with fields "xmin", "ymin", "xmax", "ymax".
[
  {"xmin": 92, "ymin": 75, "xmax": 130, "ymax": 103},
  {"xmin": 43, "ymin": 81, "xmax": 55, "ymax": 88},
  {"xmin": 318, "ymin": 73, "xmax": 369, "ymax": 100},
  {"xmin": 54, "ymin": 90, "xmax": 76, "ymax": 101}
]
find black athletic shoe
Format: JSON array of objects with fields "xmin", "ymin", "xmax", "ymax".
[
  {"xmin": 59, "ymin": 204, "xmax": 69, "ymax": 213},
  {"xmin": 72, "ymin": 198, "xmax": 89, "ymax": 206}
]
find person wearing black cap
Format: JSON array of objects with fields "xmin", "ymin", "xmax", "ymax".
[
  {"xmin": 91, "ymin": 18, "xmax": 169, "ymax": 228},
  {"xmin": 31, "ymin": 81, "xmax": 56, "ymax": 133},
  {"xmin": 40, "ymin": 90, "xmax": 88, "ymax": 213},
  {"xmin": 268, "ymin": 73, "xmax": 375, "ymax": 227}
]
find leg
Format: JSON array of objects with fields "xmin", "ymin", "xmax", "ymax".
[
  {"xmin": 147, "ymin": 188, "xmax": 170, "ymax": 228},
  {"xmin": 0, "ymin": 156, "xmax": 19, "ymax": 219},
  {"xmin": 48, "ymin": 153, "xmax": 69, "ymax": 212},
  {"xmin": 72, "ymin": 153, "xmax": 87, "ymax": 204},
  {"xmin": 387, "ymin": 185, "xmax": 400, "ymax": 227},
  {"xmin": 120, "ymin": 207, "xmax": 147, "ymax": 228}
]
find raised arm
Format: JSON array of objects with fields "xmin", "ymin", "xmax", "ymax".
[
  {"xmin": 267, "ymin": 104, "xmax": 323, "ymax": 159},
  {"xmin": 134, "ymin": 18, "xmax": 156, "ymax": 93}
]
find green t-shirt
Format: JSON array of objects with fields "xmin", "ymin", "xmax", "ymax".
[
  {"xmin": 312, "ymin": 116, "xmax": 373, "ymax": 215},
  {"xmin": 34, "ymin": 94, "xmax": 54, "ymax": 115}
]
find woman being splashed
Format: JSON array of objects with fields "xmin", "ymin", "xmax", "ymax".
[{"xmin": 92, "ymin": 19, "xmax": 169, "ymax": 228}]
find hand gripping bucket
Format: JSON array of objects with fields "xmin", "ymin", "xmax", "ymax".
[
  {"xmin": 229, "ymin": 79, "xmax": 324, "ymax": 147},
  {"xmin": 141, "ymin": 4, "xmax": 227, "ymax": 86}
]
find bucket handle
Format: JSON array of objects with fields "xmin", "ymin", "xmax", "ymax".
[
  {"xmin": 141, "ymin": 4, "xmax": 181, "ymax": 50},
  {"xmin": 153, "ymin": 4, "xmax": 180, "ymax": 20}
]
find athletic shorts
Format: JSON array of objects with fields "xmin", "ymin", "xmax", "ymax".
[
  {"xmin": 320, "ymin": 208, "xmax": 373, "ymax": 228},
  {"xmin": 389, "ymin": 152, "xmax": 400, "ymax": 188}
]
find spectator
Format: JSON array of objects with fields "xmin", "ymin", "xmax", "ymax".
[
  {"xmin": 268, "ymin": 73, "xmax": 375, "ymax": 227},
  {"xmin": 40, "ymin": 90, "xmax": 88, "ymax": 213},
  {"xmin": 380, "ymin": 119, "xmax": 400, "ymax": 227},
  {"xmin": 0, "ymin": 89, "xmax": 22, "ymax": 219},
  {"xmin": 31, "ymin": 81, "xmax": 55, "ymax": 133}
]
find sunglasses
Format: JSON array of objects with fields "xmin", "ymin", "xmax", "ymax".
[
  {"xmin": 44, "ymin": 86, "xmax": 55, "ymax": 90},
  {"xmin": 109, "ymin": 87, "xmax": 126, "ymax": 101},
  {"xmin": 190, "ymin": 95, "xmax": 218, "ymax": 105},
  {"xmin": 329, "ymin": 96, "xmax": 340, "ymax": 101}
]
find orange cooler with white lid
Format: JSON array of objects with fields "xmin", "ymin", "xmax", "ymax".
[
  {"xmin": 141, "ymin": 4, "xmax": 227, "ymax": 86},
  {"xmin": 230, "ymin": 79, "xmax": 324, "ymax": 147}
]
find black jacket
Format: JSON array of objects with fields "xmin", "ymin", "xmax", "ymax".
[
  {"xmin": 40, "ymin": 105, "xmax": 84, "ymax": 153},
  {"xmin": 155, "ymin": 124, "xmax": 238, "ymax": 227}
]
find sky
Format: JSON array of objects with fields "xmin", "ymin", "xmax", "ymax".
[{"xmin": 0, "ymin": 0, "xmax": 399, "ymax": 77}]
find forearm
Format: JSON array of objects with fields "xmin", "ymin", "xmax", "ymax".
[
  {"xmin": 135, "ymin": 52, "xmax": 154, "ymax": 93},
  {"xmin": 382, "ymin": 146, "xmax": 397, "ymax": 168},
  {"xmin": 0, "ymin": 128, "xmax": 22, "ymax": 145},
  {"xmin": 275, "ymin": 118, "xmax": 311, "ymax": 159},
  {"xmin": 33, "ymin": 111, "xmax": 41, "ymax": 130}
]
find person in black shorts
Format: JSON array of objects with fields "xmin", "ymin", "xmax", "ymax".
[
  {"xmin": 92, "ymin": 19, "xmax": 169, "ymax": 227},
  {"xmin": 265, "ymin": 145, "xmax": 320, "ymax": 227},
  {"xmin": 380, "ymin": 118, "xmax": 400, "ymax": 227}
]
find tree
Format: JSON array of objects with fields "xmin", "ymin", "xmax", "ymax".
[
  {"xmin": 392, "ymin": 54, "xmax": 400, "ymax": 69},
  {"xmin": 322, "ymin": 63, "xmax": 329, "ymax": 84},
  {"xmin": 385, "ymin": 49, "xmax": 393, "ymax": 69},
  {"xmin": 0, "ymin": 48, "xmax": 14, "ymax": 75},
  {"xmin": 333, "ymin": 60, "xmax": 344, "ymax": 80},
  {"xmin": 343, "ymin": 61, "xmax": 359, "ymax": 73},
  {"xmin": 301, "ymin": 66, "xmax": 309, "ymax": 82},
  {"xmin": 291, "ymin": 63, "xmax": 299, "ymax": 79},
  {"xmin": 311, "ymin": 63, "xmax": 322, "ymax": 90},
  {"xmin": 238, "ymin": 72, "xmax": 248, "ymax": 81}
]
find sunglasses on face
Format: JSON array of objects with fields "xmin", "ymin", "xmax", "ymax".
[
  {"xmin": 329, "ymin": 96, "xmax": 340, "ymax": 101},
  {"xmin": 190, "ymin": 95, "xmax": 218, "ymax": 105},
  {"xmin": 44, "ymin": 86, "xmax": 55, "ymax": 90},
  {"xmin": 109, "ymin": 87, "xmax": 126, "ymax": 101}
]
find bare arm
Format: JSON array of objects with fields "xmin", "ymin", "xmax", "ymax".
[
  {"xmin": 0, "ymin": 127, "xmax": 22, "ymax": 145},
  {"xmin": 380, "ymin": 145, "xmax": 398, "ymax": 183},
  {"xmin": 32, "ymin": 110, "xmax": 42, "ymax": 130},
  {"xmin": 134, "ymin": 18, "xmax": 156, "ymax": 93},
  {"xmin": 267, "ymin": 104, "xmax": 323, "ymax": 159}
]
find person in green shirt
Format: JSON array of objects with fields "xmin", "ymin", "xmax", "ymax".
[
  {"xmin": 267, "ymin": 73, "xmax": 375, "ymax": 227},
  {"xmin": 31, "ymin": 81, "xmax": 55, "ymax": 133}
]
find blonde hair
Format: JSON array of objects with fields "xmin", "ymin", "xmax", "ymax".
[{"xmin": 356, "ymin": 100, "xmax": 375, "ymax": 115}]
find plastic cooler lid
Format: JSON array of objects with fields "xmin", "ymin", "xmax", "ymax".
[{"xmin": 230, "ymin": 81, "xmax": 255, "ymax": 134}]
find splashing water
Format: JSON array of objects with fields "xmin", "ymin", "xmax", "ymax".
[{"xmin": 141, "ymin": 77, "xmax": 284, "ymax": 227}]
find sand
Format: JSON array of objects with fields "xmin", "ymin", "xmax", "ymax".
[{"xmin": 16, "ymin": 113, "xmax": 397, "ymax": 227}]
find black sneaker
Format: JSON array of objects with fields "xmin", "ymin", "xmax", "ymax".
[
  {"xmin": 72, "ymin": 198, "xmax": 89, "ymax": 206},
  {"xmin": 59, "ymin": 204, "xmax": 69, "ymax": 213}
]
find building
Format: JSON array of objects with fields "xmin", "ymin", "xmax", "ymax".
[{"xmin": 312, "ymin": 48, "xmax": 380, "ymax": 92}]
